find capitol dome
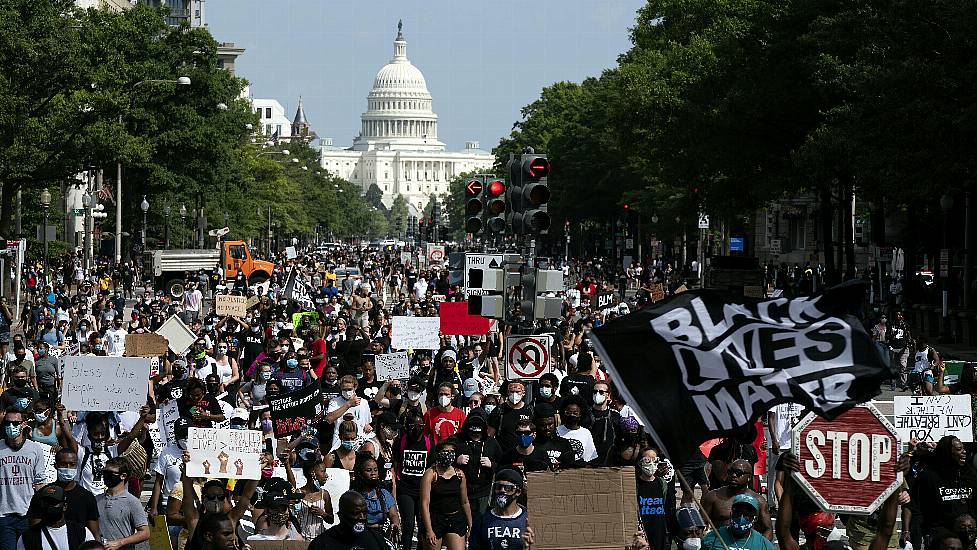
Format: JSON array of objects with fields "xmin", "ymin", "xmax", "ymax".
[{"xmin": 353, "ymin": 21, "xmax": 444, "ymax": 152}]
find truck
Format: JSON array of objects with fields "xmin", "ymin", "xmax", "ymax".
[{"xmin": 144, "ymin": 240, "xmax": 276, "ymax": 298}]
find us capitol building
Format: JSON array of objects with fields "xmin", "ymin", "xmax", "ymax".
[{"xmin": 319, "ymin": 22, "xmax": 494, "ymax": 213}]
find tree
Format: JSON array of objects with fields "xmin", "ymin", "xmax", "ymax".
[{"xmin": 388, "ymin": 195, "xmax": 409, "ymax": 239}]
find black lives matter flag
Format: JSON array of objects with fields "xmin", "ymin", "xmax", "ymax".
[
  {"xmin": 283, "ymin": 267, "xmax": 314, "ymax": 310},
  {"xmin": 589, "ymin": 281, "xmax": 892, "ymax": 465}
]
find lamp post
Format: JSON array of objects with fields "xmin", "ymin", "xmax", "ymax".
[
  {"xmin": 941, "ymin": 192, "xmax": 954, "ymax": 341},
  {"xmin": 116, "ymin": 76, "xmax": 190, "ymax": 264},
  {"xmin": 40, "ymin": 187, "xmax": 51, "ymax": 277},
  {"xmin": 179, "ymin": 204, "xmax": 187, "ymax": 248},
  {"xmin": 140, "ymin": 195, "xmax": 149, "ymax": 246},
  {"xmin": 164, "ymin": 203, "xmax": 171, "ymax": 249}
]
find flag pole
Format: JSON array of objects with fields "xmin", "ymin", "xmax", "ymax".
[{"xmin": 674, "ymin": 468, "xmax": 732, "ymax": 550}]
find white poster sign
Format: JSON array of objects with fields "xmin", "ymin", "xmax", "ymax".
[
  {"xmin": 35, "ymin": 442, "xmax": 57, "ymax": 484},
  {"xmin": 215, "ymin": 294, "xmax": 247, "ymax": 317},
  {"xmin": 61, "ymin": 356, "xmax": 150, "ymax": 412},
  {"xmin": 157, "ymin": 400, "xmax": 181, "ymax": 448},
  {"xmin": 156, "ymin": 315, "xmax": 197, "ymax": 355},
  {"xmin": 375, "ymin": 352, "xmax": 410, "ymax": 380},
  {"xmin": 893, "ymin": 394, "xmax": 974, "ymax": 443},
  {"xmin": 186, "ymin": 427, "xmax": 264, "ymax": 480},
  {"xmin": 286, "ymin": 246, "xmax": 298, "ymax": 259},
  {"xmin": 391, "ymin": 316, "xmax": 441, "ymax": 350},
  {"xmin": 321, "ymin": 468, "xmax": 351, "ymax": 529}
]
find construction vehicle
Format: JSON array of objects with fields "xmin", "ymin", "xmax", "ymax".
[{"xmin": 144, "ymin": 240, "xmax": 275, "ymax": 298}]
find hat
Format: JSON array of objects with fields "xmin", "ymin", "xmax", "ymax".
[
  {"xmin": 731, "ymin": 493, "xmax": 760, "ymax": 513},
  {"xmin": 462, "ymin": 378, "xmax": 480, "ymax": 398},
  {"xmin": 37, "ymin": 483, "xmax": 65, "ymax": 503},
  {"xmin": 171, "ymin": 359, "xmax": 187, "ymax": 370},
  {"xmin": 675, "ymin": 507, "xmax": 706, "ymax": 529},
  {"xmin": 231, "ymin": 408, "xmax": 249, "ymax": 422},
  {"xmin": 173, "ymin": 417, "xmax": 191, "ymax": 435},
  {"xmin": 441, "ymin": 349, "xmax": 457, "ymax": 362},
  {"xmin": 262, "ymin": 492, "xmax": 289, "ymax": 509},
  {"xmin": 494, "ymin": 468, "xmax": 524, "ymax": 489}
]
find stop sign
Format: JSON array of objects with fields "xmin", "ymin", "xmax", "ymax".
[{"xmin": 792, "ymin": 403, "xmax": 903, "ymax": 515}]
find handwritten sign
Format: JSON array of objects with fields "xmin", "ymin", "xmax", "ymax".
[
  {"xmin": 186, "ymin": 427, "xmax": 264, "ymax": 480},
  {"xmin": 375, "ymin": 352, "xmax": 410, "ymax": 380},
  {"xmin": 215, "ymin": 294, "xmax": 247, "ymax": 317},
  {"xmin": 439, "ymin": 302, "xmax": 490, "ymax": 335},
  {"xmin": 893, "ymin": 395, "xmax": 974, "ymax": 442},
  {"xmin": 125, "ymin": 333, "xmax": 169, "ymax": 357},
  {"xmin": 245, "ymin": 295, "xmax": 261, "ymax": 310},
  {"xmin": 61, "ymin": 357, "xmax": 150, "ymax": 412},
  {"xmin": 391, "ymin": 316, "xmax": 440, "ymax": 350},
  {"xmin": 269, "ymin": 381, "xmax": 324, "ymax": 438}
]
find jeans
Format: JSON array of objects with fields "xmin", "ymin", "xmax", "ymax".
[
  {"xmin": 397, "ymin": 492, "xmax": 421, "ymax": 550},
  {"xmin": 0, "ymin": 514, "xmax": 29, "ymax": 550}
]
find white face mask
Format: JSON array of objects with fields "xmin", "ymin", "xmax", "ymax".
[
  {"xmin": 508, "ymin": 392, "xmax": 522, "ymax": 405},
  {"xmin": 342, "ymin": 390, "xmax": 355, "ymax": 400},
  {"xmin": 539, "ymin": 387, "xmax": 553, "ymax": 398},
  {"xmin": 407, "ymin": 391, "xmax": 421, "ymax": 402},
  {"xmin": 683, "ymin": 538, "xmax": 702, "ymax": 550},
  {"xmin": 593, "ymin": 392, "xmax": 607, "ymax": 405},
  {"xmin": 438, "ymin": 395, "xmax": 452, "ymax": 408},
  {"xmin": 483, "ymin": 404, "xmax": 496, "ymax": 415}
]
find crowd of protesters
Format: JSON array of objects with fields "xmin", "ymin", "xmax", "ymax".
[{"xmin": 0, "ymin": 244, "xmax": 973, "ymax": 550}]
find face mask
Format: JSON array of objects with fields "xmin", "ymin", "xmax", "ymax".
[
  {"xmin": 94, "ymin": 344, "xmax": 103, "ymax": 351},
  {"xmin": 539, "ymin": 387, "xmax": 553, "ymax": 398},
  {"xmin": 341, "ymin": 440, "xmax": 359, "ymax": 451},
  {"xmin": 389, "ymin": 386, "xmax": 402, "ymax": 396},
  {"xmin": 342, "ymin": 390, "xmax": 355, "ymax": 400},
  {"xmin": 436, "ymin": 450, "xmax": 456, "ymax": 466},
  {"xmin": 407, "ymin": 391, "xmax": 421, "ymax": 402},
  {"xmin": 102, "ymin": 471, "xmax": 124, "ymax": 488},
  {"xmin": 683, "ymin": 538, "xmax": 702, "ymax": 550},
  {"xmin": 494, "ymin": 492, "xmax": 516, "ymax": 510},
  {"xmin": 564, "ymin": 414, "xmax": 581, "ymax": 427},
  {"xmin": 438, "ymin": 395, "xmax": 452, "ymax": 408},
  {"xmin": 177, "ymin": 438, "xmax": 188, "ymax": 450},
  {"xmin": 35, "ymin": 412, "xmax": 49, "ymax": 423},
  {"xmin": 261, "ymin": 419, "xmax": 273, "ymax": 431},
  {"xmin": 639, "ymin": 459, "xmax": 658, "ymax": 477},
  {"xmin": 352, "ymin": 522, "xmax": 366, "ymax": 534},
  {"xmin": 57, "ymin": 467, "xmax": 77, "ymax": 482},
  {"xmin": 286, "ymin": 358, "xmax": 298, "ymax": 369},
  {"xmin": 5, "ymin": 423, "xmax": 21, "ymax": 439},
  {"xmin": 259, "ymin": 371, "xmax": 271, "ymax": 381},
  {"xmin": 508, "ymin": 392, "xmax": 522, "ymax": 405},
  {"xmin": 292, "ymin": 503, "xmax": 302, "ymax": 514},
  {"xmin": 37, "ymin": 349, "xmax": 46, "ymax": 357},
  {"xmin": 518, "ymin": 433, "xmax": 535, "ymax": 448},
  {"xmin": 483, "ymin": 404, "xmax": 496, "ymax": 415},
  {"xmin": 729, "ymin": 514, "xmax": 754, "ymax": 537},
  {"xmin": 261, "ymin": 467, "xmax": 274, "ymax": 479},
  {"xmin": 43, "ymin": 505, "xmax": 65, "ymax": 523},
  {"xmin": 13, "ymin": 379, "xmax": 27, "ymax": 388},
  {"xmin": 593, "ymin": 393, "xmax": 607, "ymax": 405},
  {"xmin": 207, "ymin": 384, "xmax": 220, "ymax": 394}
]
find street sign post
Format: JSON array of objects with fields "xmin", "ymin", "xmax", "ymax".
[
  {"xmin": 792, "ymin": 403, "xmax": 902, "ymax": 515},
  {"xmin": 426, "ymin": 244, "xmax": 445, "ymax": 264},
  {"xmin": 505, "ymin": 335, "xmax": 553, "ymax": 380},
  {"xmin": 464, "ymin": 253, "xmax": 504, "ymax": 297}
]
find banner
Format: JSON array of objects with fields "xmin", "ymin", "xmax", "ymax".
[
  {"xmin": 215, "ymin": 294, "xmax": 247, "ymax": 317},
  {"xmin": 893, "ymin": 394, "xmax": 974, "ymax": 443},
  {"xmin": 62, "ymin": 357, "xmax": 151, "ymax": 412},
  {"xmin": 186, "ymin": 427, "xmax": 264, "ymax": 480},
  {"xmin": 283, "ymin": 268, "xmax": 315, "ymax": 310},
  {"xmin": 439, "ymin": 302, "xmax": 490, "ymax": 335},
  {"xmin": 527, "ymin": 467, "xmax": 638, "ymax": 550},
  {"xmin": 391, "ymin": 316, "xmax": 441, "ymax": 349},
  {"xmin": 375, "ymin": 352, "xmax": 410, "ymax": 380},
  {"xmin": 269, "ymin": 381, "xmax": 324, "ymax": 438},
  {"xmin": 592, "ymin": 292, "xmax": 615, "ymax": 312},
  {"xmin": 589, "ymin": 282, "xmax": 891, "ymax": 465}
]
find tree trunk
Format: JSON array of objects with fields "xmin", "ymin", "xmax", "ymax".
[
  {"xmin": 0, "ymin": 180, "xmax": 15, "ymax": 236},
  {"xmin": 819, "ymin": 182, "xmax": 836, "ymax": 280}
]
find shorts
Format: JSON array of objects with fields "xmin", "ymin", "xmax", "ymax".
[{"xmin": 431, "ymin": 512, "xmax": 467, "ymax": 539}]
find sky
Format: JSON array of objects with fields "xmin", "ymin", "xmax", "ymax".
[{"xmin": 206, "ymin": 0, "xmax": 645, "ymax": 152}]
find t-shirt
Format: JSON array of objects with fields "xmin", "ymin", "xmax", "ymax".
[
  {"xmin": 96, "ymin": 490, "xmax": 148, "ymax": 550},
  {"xmin": 153, "ymin": 444, "xmax": 185, "ymax": 506},
  {"xmin": 0, "ymin": 440, "xmax": 48, "ymax": 515},
  {"xmin": 636, "ymin": 477, "xmax": 675, "ymax": 550},
  {"xmin": 702, "ymin": 527, "xmax": 774, "ymax": 550},
  {"xmin": 177, "ymin": 395, "xmax": 225, "ymax": 428},
  {"xmin": 15, "ymin": 524, "xmax": 95, "ymax": 550},
  {"xmin": 76, "ymin": 444, "xmax": 119, "ymax": 496},
  {"xmin": 556, "ymin": 425, "xmax": 598, "ymax": 463},
  {"xmin": 499, "ymin": 436, "xmax": 577, "ymax": 475},
  {"xmin": 559, "ymin": 373, "xmax": 595, "ymax": 400},
  {"xmin": 423, "ymin": 407, "xmax": 466, "ymax": 444},
  {"xmin": 770, "ymin": 403, "xmax": 802, "ymax": 451},
  {"xmin": 105, "ymin": 327, "xmax": 127, "ymax": 356},
  {"xmin": 308, "ymin": 524, "xmax": 388, "ymax": 550},
  {"xmin": 394, "ymin": 436, "xmax": 432, "ymax": 498},
  {"xmin": 326, "ymin": 395, "xmax": 373, "ymax": 451},
  {"xmin": 488, "ymin": 404, "xmax": 534, "ymax": 453},
  {"xmin": 34, "ymin": 356, "xmax": 60, "ymax": 390},
  {"xmin": 27, "ymin": 482, "xmax": 99, "ymax": 527},
  {"xmin": 361, "ymin": 488, "xmax": 395, "ymax": 525},
  {"xmin": 469, "ymin": 507, "xmax": 528, "ymax": 550}
]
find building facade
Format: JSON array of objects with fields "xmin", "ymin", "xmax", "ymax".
[{"xmin": 319, "ymin": 22, "xmax": 494, "ymax": 212}]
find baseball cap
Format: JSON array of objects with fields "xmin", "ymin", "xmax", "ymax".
[
  {"xmin": 231, "ymin": 408, "xmax": 249, "ymax": 422},
  {"xmin": 675, "ymin": 506, "xmax": 706, "ymax": 529},
  {"xmin": 731, "ymin": 493, "xmax": 760, "ymax": 512},
  {"xmin": 462, "ymin": 378, "xmax": 479, "ymax": 398},
  {"xmin": 37, "ymin": 483, "xmax": 65, "ymax": 503},
  {"xmin": 494, "ymin": 468, "xmax": 524, "ymax": 489}
]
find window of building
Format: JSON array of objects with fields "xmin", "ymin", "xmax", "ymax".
[
  {"xmin": 265, "ymin": 108, "xmax": 271, "ymax": 118},
  {"xmin": 265, "ymin": 124, "xmax": 272, "ymax": 135},
  {"xmin": 384, "ymin": 172, "xmax": 388, "ymax": 179},
  {"xmin": 788, "ymin": 217, "xmax": 807, "ymax": 251}
]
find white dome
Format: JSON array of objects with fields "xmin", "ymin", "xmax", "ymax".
[{"xmin": 373, "ymin": 61, "xmax": 429, "ymax": 95}]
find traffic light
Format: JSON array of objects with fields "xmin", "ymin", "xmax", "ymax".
[
  {"xmin": 507, "ymin": 154, "xmax": 551, "ymax": 234},
  {"xmin": 432, "ymin": 201, "xmax": 442, "ymax": 227},
  {"xmin": 465, "ymin": 178, "xmax": 484, "ymax": 234},
  {"xmin": 407, "ymin": 216, "xmax": 418, "ymax": 237},
  {"xmin": 484, "ymin": 178, "xmax": 507, "ymax": 233},
  {"xmin": 418, "ymin": 218, "xmax": 427, "ymax": 241}
]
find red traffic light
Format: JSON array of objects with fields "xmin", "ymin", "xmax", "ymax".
[
  {"xmin": 487, "ymin": 180, "xmax": 506, "ymax": 197},
  {"xmin": 623, "ymin": 203, "xmax": 630, "ymax": 209},
  {"xmin": 419, "ymin": 219, "xmax": 426, "ymax": 226},
  {"xmin": 526, "ymin": 157, "xmax": 550, "ymax": 179}
]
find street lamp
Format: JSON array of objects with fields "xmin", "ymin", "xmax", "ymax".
[
  {"xmin": 179, "ymin": 204, "xmax": 187, "ymax": 248},
  {"xmin": 40, "ymin": 187, "xmax": 51, "ymax": 275},
  {"xmin": 140, "ymin": 195, "xmax": 150, "ymax": 245},
  {"xmin": 164, "ymin": 203, "xmax": 171, "ymax": 249}
]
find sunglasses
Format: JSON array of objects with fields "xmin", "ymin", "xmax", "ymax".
[
  {"xmin": 593, "ymin": 389, "xmax": 608, "ymax": 395},
  {"xmin": 493, "ymin": 482, "xmax": 519, "ymax": 493},
  {"xmin": 203, "ymin": 492, "xmax": 227, "ymax": 501}
]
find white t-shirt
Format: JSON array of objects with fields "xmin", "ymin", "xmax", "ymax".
[
  {"xmin": 154, "ymin": 443, "xmax": 185, "ymax": 506},
  {"xmin": 185, "ymin": 289, "xmax": 203, "ymax": 312},
  {"xmin": 326, "ymin": 395, "xmax": 374, "ymax": 451},
  {"xmin": 16, "ymin": 524, "xmax": 95, "ymax": 550},
  {"xmin": 556, "ymin": 425, "xmax": 598, "ymax": 463},
  {"xmin": 105, "ymin": 327, "xmax": 127, "ymax": 356},
  {"xmin": 413, "ymin": 280, "xmax": 428, "ymax": 301},
  {"xmin": 76, "ymin": 444, "xmax": 119, "ymax": 495}
]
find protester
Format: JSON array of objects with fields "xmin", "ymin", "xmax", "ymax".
[
  {"xmin": 468, "ymin": 468, "xmax": 534, "ymax": 550},
  {"xmin": 701, "ymin": 494, "xmax": 774, "ymax": 550},
  {"xmin": 95, "ymin": 457, "xmax": 150, "ymax": 550},
  {"xmin": 0, "ymin": 408, "xmax": 49, "ymax": 547},
  {"xmin": 419, "ymin": 439, "xmax": 471, "ymax": 550},
  {"xmin": 16, "ymin": 484, "xmax": 96, "ymax": 550},
  {"xmin": 308, "ymin": 491, "xmax": 390, "ymax": 550}
]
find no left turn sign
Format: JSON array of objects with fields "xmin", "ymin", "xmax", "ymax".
[{"xmin": 505, "ymin": 335, "xmax": 553, "ymax": 380}]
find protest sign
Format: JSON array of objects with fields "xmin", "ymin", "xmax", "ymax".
[
  {"xmin": 156, "ymin": 315, "xmax": 196, "ymax": 355},
  {"xmin": 743, "ymin": 285, "xmax": 765, "ymax": 298},
  {"xmin": 286, "ymin": 245, "xmax": 298, "ymax": 259},
  {"xmin": 35, "ymin": 442, "xmax": 57, "ymax": 484},
  {"xmin": 269, "ymin": 381, "xmax": 324, "ymax": 438},
  {"xmin": 215, "ymin": 294, "xmax": 247, "ymax": 317},
  {"xmin": 186, "ymin": 427, "xmax": 264, "ymax": 480},
  {"xmin": 157, "ymin": 399, "xmax": 180, "ymax": 449},
  {"xmin": 124, "ymin": 333, "xmax": 169, "ymax": 357},
  {"xmin": 375, "ymin": 352, "xmax": 410, "ymax": 380},
  {"xmin": 245, "ymin": 295, "xmax": 261, "ymax": 310},
  {"xmin": 592, "ymin": 292, "xmax": 615, "ymax": 312},
  {"xmin": 322, "ymin": 468, "xmax": 351, "ymax": 529},
  {"xmin": 527, "ymin": 467, "xmax": 638, "ymax": 550},
  {"xmin": 62, "ymin": 357, "xmax": 150, "ymax": 412},
  {"xmin": 439, "ymin": 301, "xmax": 490, "ymax": 335},
  {"xmin": 391, "ymin": 316, "xmax": 440, "ymax": 349},
  {"xmin": 893, "ymin": 394, "xmax": 974, "ymax": 443},
  {"xmin": 291, "ymin": 311, "xmax": 320, "ymax": 330},
  {"xmin": 943, "ymin": 361, "xmax": 967, "ymax": 386},
  {"xmin": 148, "ymin": 515, "xmax": 173, "ymax": 550}
]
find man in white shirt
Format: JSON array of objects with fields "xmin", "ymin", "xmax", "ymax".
[
  {"xmin": 183, "ymin": 283, "xmax": 203, "ymax": 322},
  {"xmin": 324, "ymin": 375, "xmax": 374, "ymax": 451},
  {"xmin": 104, "ymin": 319, "xmax": 127, "ymax": 357},
  {"xmin": 16, "ymin": 484, "xmax": 95, "ymax": 550},
  {"xmin": 413, "ymin": 277, "xmax": 428, "ymax": 301}
]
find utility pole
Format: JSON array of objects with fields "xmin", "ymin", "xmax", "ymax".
[{"xmin": 116, "ymin": 116, "xmax": 123, "ymax": 265}]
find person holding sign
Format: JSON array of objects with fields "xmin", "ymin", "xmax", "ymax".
[{"xmin": 468, "ymin": 469, "xmax": 534, "ymax": 550}]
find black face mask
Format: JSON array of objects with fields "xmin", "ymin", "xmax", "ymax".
[
  {"xmin": 389, "ymin": 386, "xmax": 402, "ymax": 396},
  {"xmin": 564, "ymin": 414, "xmax": 582, "ymax": 428},
  {"xmin": 207, "ymin": 384, "xmax": 220, "ymax": 395},
  {"xmin": 436, "ymin": 451, "xmax": 456, "ymax": 466},
  {"xmin": 102, "ymin": 471, "xmax": 124, "ymax": 489},
  {"xmin": 43, "ymin": 504, "xmax": 65, "ymax": 523},
  {"xmin": 12, "ymin": 378, "xmax": 27, "ymax": 387}
]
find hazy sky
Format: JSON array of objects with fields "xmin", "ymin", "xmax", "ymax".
[{"xmin": 206, "ymin": 0, "xmax": 645, "ymax": 151}]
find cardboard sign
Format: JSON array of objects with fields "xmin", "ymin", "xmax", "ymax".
[
  {"xmin": 743, "ymin": 285, "xmax": 765, "ymax": 298},
  {"xmin": 391, "ymin": 316, "xmax": 441, "ymax": 349},
  {"xmin": 269, "ymin": 381, "xmax": 324, "ymax": 438},
  {"xmin": 157, "ymin": 400, "xmax": 181, "ymax": 449},
  {"xmin": 527, "ymin": 467, "xmax": 638, "ymax": 550},
  {"xmin": 148, "ymin": 514, "xmax": 173, "ymax": 550},
  {"xmin": 674, "ymin": 284, "xmax": 688, "ymax": 294},
  {"xmin": 439, "ymin": 301, "xmax": 490, "ymax": 335},
  {"xmin": 61, "ymin": 357, "xmax": 150, "ymax": 412},
  {"xmin": 375, "ymin": 352, "xmax": 410, "ymax": 380},
  {"xmin": 186, "ymin": 427, "xmax": 264, "ymax": 480},
  {"xmin": 124, "ymin": 333, "xmax": 169, "ymax": 357},
  {"xmin": 893, "ymin": 394, "xmax": 974, "ymax": 443},
  {"xmin": 156, "ymin": 315, "xmax": 197, "ymax": 355},
  {"xmin": 215, "ymin": 294, "xmax": 247, "ymax": 317},
  {"xmin": 245, "ymin": 295, "xmax": 261, "ymax": 310}
]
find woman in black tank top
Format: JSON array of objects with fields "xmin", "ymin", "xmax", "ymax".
[{"xmin": 419, "ymin": 439, "xmax": 472, "ymax": 550}]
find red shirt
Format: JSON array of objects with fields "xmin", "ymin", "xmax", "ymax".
[
  {"xmin": 310, "ymin": 337, "xmax": 328, "ymax": 377},
  {"xmin": 423, "ymin": 406, "xmax": 467, "ymax": 444}
]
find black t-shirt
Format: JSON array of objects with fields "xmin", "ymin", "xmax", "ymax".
[
  {"xmin": 393, "ymin": 435, "xmax": 432, "ymax": 497},
  {"xmin": 177, "ymin": 394, "xmax": 225, "ymax": 428},
  {"xmin": 456, "ymin": 436, "xmax": 503, "ymax": 499},
  {"xmin": 636, "ymin": 477, "xmax": 675, "ymax": 550},
  {"xmin": 308, "ymin": 524, "xmax": 389, "ymax": 550},
  {"xmin": 242, "ymin": 330, "xmax": 265, "ymax": 369},
  {"xmin": 356, "ymin": 379, "xmax": 385, "ymax": 401},
  {"xmin": 27, "ymin": 482, "xmax": 99, "ymax": 527},
  {"xmin": 488, "ymin": 404, "xmax": 534, "ymax": 453},
  {"xmin": 499, "ymin": 436, "xmax": 576, "ymax": 475},
  {"xmin": 559, "ymin": 373, "xmax": 595, "ymax": 400}
]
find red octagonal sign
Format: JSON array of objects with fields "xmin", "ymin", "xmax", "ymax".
[{"xmin": 792, "ymin": 403, "xmax": 903, "ymax": 515}]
